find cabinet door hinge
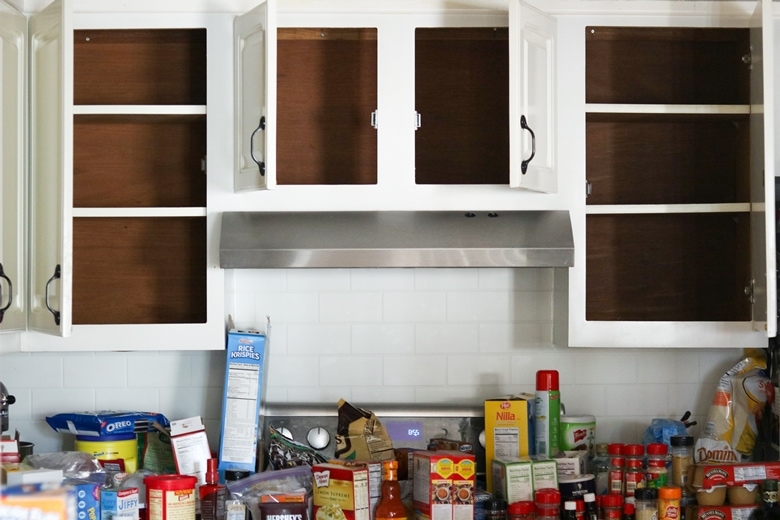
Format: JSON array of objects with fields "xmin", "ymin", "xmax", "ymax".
[
  {"xmin": 201, "ymin": 156, "xmax": 207, "ymax": 174},
  {"xmin": 371, "ymin": 110, "xmax": 378, "ymax": 130},
  {"xmin": 415, "ymin": 111, "xmax": 422, "ymax": 131},
  {"xmin": 585, "ymin": 180, "xmax": 592, "ymax": 198},
  {"xmin": 744, "ymin": 278, "xmax": 755, "ymax": 304}
]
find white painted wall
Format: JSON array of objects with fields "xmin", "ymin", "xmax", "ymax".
[{"xmin": 0, "ymin": 267, "xmax": 747, "ymax": 454}]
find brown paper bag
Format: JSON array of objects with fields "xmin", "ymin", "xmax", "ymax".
[{"xmin": 334, "ymin": 399, "xmax": 394, "ymax": 461}]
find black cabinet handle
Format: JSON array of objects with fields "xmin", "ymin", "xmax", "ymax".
[
  {"xmin": 250, "ymin": 116, "xmax": 266, "ymax": 176},
  {"xmin": 0, "ymin": 263, "xmax": 12, "ymax": 324},
  {"xmin": 520, "ymin": 115, "xmax": 536, "ymax": 175},
  {"xmin": 45, "ymin": 264, "xmax": 61, "ymax": 326}
]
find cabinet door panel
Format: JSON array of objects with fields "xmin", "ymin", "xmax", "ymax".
[
  {"xmin": 28, "ymin": 0, "xmax": 73, "ymax": 337},
  {"xmin": 234, "ymin": 0, "xmax": 277, "ymax": 191},
  {"xmin": 510, "ymin": 1, "xmax": 556, "ymax": 193},
  {"xmin": 0, "ymin": 1, "xmax": 26, "ymax": 333},
  {"xmin": 749, "ymin": 0, "xmax": 777, "ymax": 337}
]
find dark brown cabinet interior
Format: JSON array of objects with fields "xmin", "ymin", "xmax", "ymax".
[
  {"xmin": 72, "ymin": 29, "xmax": 207, "ymax": 325},
  {"xmin": 585, "ymin": 26, "xmax": 752, "ymax": 322},
  {"xmin": 415, "ymin": 27, "xmax": 509, "ymax": 185},
  {"xmin": 277, "ymin": 28, "xmax": 378, "ymax": 185}
]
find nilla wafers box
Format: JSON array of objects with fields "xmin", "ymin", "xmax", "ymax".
[{"xmin": 413, "ymin": 450, "xmax": 476, "ymax": 520}]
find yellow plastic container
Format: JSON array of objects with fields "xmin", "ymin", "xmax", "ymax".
[{"xmin": 74, "ymin": 433, "xmax": 138, "ymax": 473}]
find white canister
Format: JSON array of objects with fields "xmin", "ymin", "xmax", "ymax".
[{"xmin": 559, "ymin": 415, "xmax": 596, "ymax": 457}]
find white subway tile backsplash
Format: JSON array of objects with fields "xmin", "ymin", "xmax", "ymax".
[
  {"xmin": 383, "ymin": 292, "xmax": 447, "ymax": 322},
  {"xmin": 447, "ymin": 355, "xmax": 511, "ymax": 386},
  {"xmin": 383, "ymin": 355, "xmax": 447, "ymax": 386},
  {"xmin": 64, "ymin": 356, "xmax": 127, "ymax": 388},
  {"xmin": 0, "ymin": 268, "xmax": 758, "ymax": 454},
  {"xmin": 414, "ymin": 268, "xmax": 478, "ymax": 290},
  {"xmin": 319, "ymin": 356, "xmax": 383, "ymax": 386},
  {"xmin": 351, "ymin": 269, "xmax": 415, "ymax": 290},
  {"xmin": 320, "ymin": 292, "xmax": 383, "ymax": 322},
  {"xmin": 352, "ymin": 324, "xmax": 415, "ymax": 354},
  {"xmin": 287, "ymin": 324, "xmax": 351, "ymax": 354},
  {"xmin": 288, "ymin": 269, "xmax": 351, "ymax": 290},
  {"xmin": 415, "ymin": 323, "xmax": 478, "ymax": 353},
  {"xmin": 606, "ymin": 384, "xmax": 669, "ymax": 416},
  {"xmin": 266, "ymin": 355, "xmax": 320, "ymax": 387}
]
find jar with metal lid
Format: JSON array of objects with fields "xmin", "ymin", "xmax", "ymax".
[
  {"xmin": 594, "ymin": 443, "xmax": 610, "ymax": 495},
  {"xmin": 623, "ymin": 444, "xmax": 645, "ymax": 497},
  {"xmin": 645, "ymin": 443, "xmax": 668, "ymax": 488},
  {"xmin": 601, "ymin": 494, "xmax": 624, "ymax": 520},
  {"xmin": 608, "ymin": 444, "xmax": 625, "ymax": 495},
  {"xmin": 669, "ymin": 436, "xmax": 694, "ymax": 492},
  {"xmin": 763, "ymin": 479, "xmax": 779, "ymax": 508},
  {"xmin": 536, "ymin": 488, "xmax": 562, "ymax": 520},
  {"xmin": 486, "ymin": 499, "xmax": 509, "ymax": 520},
  {"xmin": 509, "ymin": 501, "xmax": 536, "ymax": 520}
]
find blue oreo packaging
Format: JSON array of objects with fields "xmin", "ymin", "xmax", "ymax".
[{"xmin": 45, "ymin": 411, "xmax": 170, "ymax": 437}]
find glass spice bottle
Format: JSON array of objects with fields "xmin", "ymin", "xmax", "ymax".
[
  {"xmin": 623, "ymin": 444, "xmax": 645, "ymax": 497},
  {"xmin": 634, "ymin": 488, "xmax": 658, "ymax": 520},
  {"xmin": 485, "ymin": 499, "xmax": 509, "ymax": 520},
  {"xmin": 622, "ymin": 502, "xmax": 635, "ymax": 520},
  {"xmin": 375, "ymin": 460, "xmax": 408, "ymax": 520},
  {"xmin": 509, "ymin": 501, "xmax": 536, "ymax": 520},
  {"xmin": 563, "ymin": 501, "xmax": 578, "ymax": 520},
  {"xmin": 645, "ymin": 443, "xmax": 668, "ymax": 489},
  {"xmin": 763, "ymin": 479, "xmax": 779, "ymax": 509},
  {"xmin": 602, "ymin": 494, "xmax": 624, "ymax": 520},
  {"xmin": 669, "ymin": 436, "xmax": 694, "ymax": 492},
  {"xmin": 593, "ymin": 443, "xmax": 611, "ymax": 495},
  {"xmin": 583, "ymin": 493, "xmax": 599, "ymax": 520},
  {"xmin": 608, "ymin": 444, "xmax": 625, "ymax": 495},
  {"xmin": 536, "ymin": 488, "xmax": 562, "ymax": 520}
]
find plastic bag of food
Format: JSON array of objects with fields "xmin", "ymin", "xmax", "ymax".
[
  {"xmin": 695, "ymin": 348, "xmax": 773, "ymax": 462},
  {"xmin": 266, "ymin": 427, "xmax": 327, "ymax": 469},
  {"xmin": 226, "ymin": 464, "xmax": 313, "ymax": 520},
  {"xmin": 26, "ymin": 451, "xmax": 105, "ymax": 480}
]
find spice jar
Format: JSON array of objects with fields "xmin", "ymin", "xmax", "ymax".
[
  {"xmin": 583, "ymin": 493, "xmax": 598, "ymax": 520},
  {"xmin": 485, "ymin": 499, "xmax": 509, "ymax": 520},
  {"xmin": 594, "ymin": 443, "xmax": 610, "ymax": 496},
  {"xmin": 657, "ymin": 486, "xmax": 681, "ymax": 520},
  {"xmin": 669, "ymin": 436, "xmax": 694, "ymax": 492},
  {"xmin": 634, "ymin": 488, "xmax": 657, "ymax": 520},
  {"xmin": 509, "ymin": 501, "xmax": 536, "ymax": 520},
  {"xmin": 645, "ymin": 443, "xmax": 669, "ymax": 488},
  {"xmin": 536, "ymin": 488, "xmax": 562, "ymax": 520},
  {"xmin": 563, "ymin": 501, "xmax": 578, "ymax": 520},
  {"xmin": 623, "ymin": 444, "xmax": 645, "ymax": 497},
  {"xmin": 602, "ymin": 494, "xmax": 624, "ymax": 520},
  {"xmin": 763, "ymin": 479, "xmax": 779, "ymax": 509},
  {"xmin": 608, "ymin": 444, "xmax": 625, "ymax": 495}
]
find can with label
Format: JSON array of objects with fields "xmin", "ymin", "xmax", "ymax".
[
  {"xmin": 559, "ymin": 415, "xmax": 596, "ymax": 458},
  {"xmin": 534, "ymin": 370, "xmax": 560, "ymax": 458}
]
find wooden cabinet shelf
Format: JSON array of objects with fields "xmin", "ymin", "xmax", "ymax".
[{"xmin": 415, "ymin": 27, "xmax": 509, "ymax": 185}]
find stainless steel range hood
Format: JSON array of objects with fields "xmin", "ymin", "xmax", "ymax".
[{"xmin": 219, "ymin": 210, "xmax": 574, "ymax": 268}]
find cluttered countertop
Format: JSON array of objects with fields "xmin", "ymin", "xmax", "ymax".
[{"xmin": 1, "ymin": 336, "xmax": 778, "ymax": 520}]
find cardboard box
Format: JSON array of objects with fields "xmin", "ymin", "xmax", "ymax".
[
  {"xmin": 555, "ymin": 451, "xmax": 588, "ymax": 477},
  {"xmin": 170, "ymin": 416, "xmax": 211, "ymax": 487},
  {"xmin": 0, "ymin": 485, "xmax": 75, "ymax": 520},
  {"xmin": 413, "ymin": 450, "xmax": 476, "ymax": 520},
  {"xmin": 484, "ymin": 395, "xmax": 534, "ymax": 492},
  {"xmin": 312, "ymin": 463, "xmax": 370, "ymax": 520},
  {"xmin": 101, "ymin": 487, "xmax": 139, "ymax": 520},
  {"xmin": 697, "ymin": 462, "xmax": 780, "ymax": 488},
  {"xmin": 5, "ymin": 468, "xmax": 63, "ymax": 487},
  {"xmin": 491, "ymin": 458, "xmax": 533, "ymax": 504},
  {"xmin": 64, "ymin": 479, "xmax": 101, "ymax": 520},
  {"xmin": 218, "ymin": 324, "xmax": 270, "ymax": 479},
  {"xmin": 530, "ymin": 457, "xmax": 558, "ymax": 491},
  {"xmin": 697, "ymin": 505, "xmax": 758, "ymax": 520}
]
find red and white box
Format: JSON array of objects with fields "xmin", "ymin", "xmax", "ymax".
[
  {"xmin": 312, "ymin": 463, "xmax": 370, "ymax": 520},
  {"xmin": 413, "ymin": 450, "xmax": 476, "ymax": 520}
]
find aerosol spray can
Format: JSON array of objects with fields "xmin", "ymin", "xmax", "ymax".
[{"xmin": 534, "ymin": 369, "xmax": 560, "ymax": 457}]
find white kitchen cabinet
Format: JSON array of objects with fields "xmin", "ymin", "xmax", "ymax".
[
  {"xmin": 558, "ymin": 0, "xmax": 776, "ymax": 348},
  {"xmin": 4, "ymin": 0, "xmax": 227, "ymax": 351},
  {"xmin": 230, "ymin": 0, "xmax": 562, "ymax": 211},
  {"xmin": 0, "ymin": 1, "xmax": 27, "ymax": 342}
]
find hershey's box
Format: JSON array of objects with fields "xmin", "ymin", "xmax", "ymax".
[{"xmin": 217, "ymin": 321, "xmax": 270, "ymax": 479}]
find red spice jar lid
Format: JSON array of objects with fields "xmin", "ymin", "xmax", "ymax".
[
  {"xmin": 535, "ymin": 488, "xmax": 562, "ymax": 504},
  {"xmin": 646, "ymin": 443, "xmax": 668, "ymax": 455},
  {"xmin": 623, "ymin": 503, "xmax": 635, "ymax": 515},
  {"xmin": 623, "ymin": 444, "xmax": 644, "ymax": 456},
  {"xmin": 607, "ymin": 443, "xmax": 624, "ymax": 455},
  {"xmin": 601, "ymin": 494, "xmax": 624, "ymax": 508},
  {"xmin": 575, "ymin": 500, "xmax": 585, "ymax": 512},
  {"xmin": 509, "ymin": 501, "xmax": 536, "ymax": 515}
]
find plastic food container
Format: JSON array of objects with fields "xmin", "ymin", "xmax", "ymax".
[
  {"xmin": 728, "ymin": 484, "xmax": 758, "ymax": 505},
  {"xmin": 74, "ymin": 433, "xmax": 138, "ymax": 473},
  {"xmin": 696, "ymin": 486, "xmax": 726, "ymax": 506}
]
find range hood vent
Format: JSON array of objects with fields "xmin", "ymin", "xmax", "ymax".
[{"xmin": 219, "ymin": 211, "xmax": 574, "ymax": 269}]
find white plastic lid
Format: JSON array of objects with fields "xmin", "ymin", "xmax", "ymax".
[{"xmin": 564, "ymin": 501, "xmax": 577, "ymax": 511}]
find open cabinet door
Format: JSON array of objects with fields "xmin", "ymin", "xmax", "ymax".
[
  {"xmin": 509, "ymin": 0, "xmax": 556, "ymax": 193},
  {"xmin": 235, "ymin": 0, "xmax": 277, "ymax": 191},
  {"xmin": 750, "ymin": 0, "xmax": 777, "ymax": 337},
  {"xmin": 0, "ymin": 1, "xmax": 27, "ymax": 333},
  {"xmin": 28, "ymin": 0, "xmax": 73, "ymax": 336}
]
